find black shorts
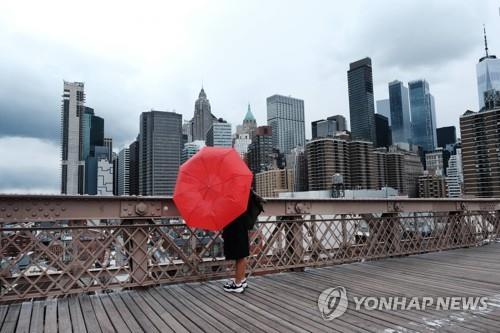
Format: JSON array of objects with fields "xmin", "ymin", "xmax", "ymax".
[{"xmin": 222, "ymin": 216, "xmax": 249, "ymax": 260}]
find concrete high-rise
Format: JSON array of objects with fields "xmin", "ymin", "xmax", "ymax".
[
  {"xmin": 388, "ymin": 80, "xmax": 411, "ymax": 144},
  {"xmin": 266, "ymin": 95, "xmax": 305, "ymax": 154},
  {"xmin": 139, "ymin": 110, "xmax": 182, "ymax": 196},
  {"xmin": 409, "ymin": 79, "xmax": 437, "ymax": 152},
  {"xmin": 347, "ymin": 57, "xmax": 376, "ymax": 143},
  {"xmin": 191, "ymin": 88, "xmax": 216, "ymax": 141},
  {"xmin": 255, "ymin": 169, "xmax": 294, "ymax": 198},
  {"xmin": 312, "ymin": 115, "xmax": 347, "ymax": 139},
  {"xmin": 460, "ymin": 103, "xmax": 500, "ymax": 197},
  {"xmin": 477, "ymin": 26, "xmax": 500, "ymax": 110},
  {"xmin": 61, "ymin": 81, "xmax": 86, "ymax": 194},
  {"xmin": 348, "ymin": 141, "xmax": 376, "ymax": 190},
  {"xmin": 306, "ymin": 138, "xmax": 350, "ymax": 191},
  {"xmin": 446, "ymin": 149, "xmax": 463, "ymax": 198},
  {"xmin": 182, "ymin": 140, "xmax": 205, "ymax": 164},
  {"xmin": 418, "ymin": 174, "xmax": 447, "ymax": 198}
]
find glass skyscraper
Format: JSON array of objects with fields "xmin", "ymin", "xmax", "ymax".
[
  {"xmin": 388, "ymin": 80, "xmax": 411, "ymax": 144},
  {"xmin": 476, "ymin": 27, "xmax": 500, "ymax": 109},
  {"xmin": 347, "ymin": 57, "xmax": 376, "ymax": 143},
  {"xmin": 266, "ymin": 94, "xmax": 305, "ymax": 154},
  {"xmin": 409, "ymin": 80, "xmax": 437, "ymax": 152}
]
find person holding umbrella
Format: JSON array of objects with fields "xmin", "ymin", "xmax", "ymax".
[{"xmin": 173, "ymin": 147, "xmax": 264, "ymax": 294}]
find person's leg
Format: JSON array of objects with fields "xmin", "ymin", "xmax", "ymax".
[{"xmin": 234, "ymin": 257, "xmax": 247, "ymax": 284}]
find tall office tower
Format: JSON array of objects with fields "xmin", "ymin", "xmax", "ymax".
[
  {"xmin": 348, "ymin": 141, "xmax": 376, "ymax": 189},
  {"xmin": 233, "ymin": 133, "xmax": 252, "ymax": 159},
  {"xmin": 374, "ymin": 114, "xmax": 391, "ymax": 148},
  {"xmin": 266, "ymin": 94, "xmax": 305, "ymax": 154},
  {"xmin": 460, "ymin": 101, "xmax": 500, "ymax": 197},
  {"xmin": 376, "ymin": 99, "xmax": 391, "ymax": 125},
  {"xmin": 112, "ymin": 152, "xmax": 118, "ymax": 195},
  {"xmin": 117, "ymin": 148, "xmax": 130, "ymax": 195},
  {"xmin": 81, "ymin": 107, "xmax": 104, "ymax": 160},
  {"xmin": 104, "ymin": 138, "xmax": 113, "ymax": 162},
  {"xmin": 61, "ymin": 81, "xmax": 86, "ymax": 194},
  {"xmin": 403, "ymin": 151, "xmax": 424, "ymax": 197},
  {"xmin": 409, "ymin": 80, "xmax": 437, "ymax": 152},
  {"xmin": 128, "ymin": 139, "xmax": 139, "ymax": 195},
  {"xmin": 139, "ymin": 110, "xmax": 182, "ymax": 196},
  {"xmin": 236, "ymin": 104, "xmax": 258, "ymax": 137},
  {"xmin": 477, "ymin": 26, "xmax": 500, "ymax": 109},
  {"xmin": 85, "ymin": 146, "xmax": 111, "ymax": 195},
  {"xmin": 446, "ymin": 149, "xmax": 463, "ymax": 198},
  {"xmin": 286, "ymin": 146, "xmax": 308, "ymax": 191},
  {"xmin": 247, "ymin": 126, "xmax": 273, "ymax": 175},
  {"xmin": 388, "ymin": 80, "xmax": 411, "ymax": 144},
  {"xmin": 373, "ymin": 149, "xmax": 387, "ymax": 189},
  {"xmin": 206, "ymin": 120, "xmax": 232, "ymax": 147},
  {"xmin": 192, "ymin": 88, "xmax": 216, "ymax": 141},
  {"xmin": 425, "ymin": 149, "xmax": 444, "ymax": 176},
  {"xmin": 436, "ymin": 126, "xmax": 457, "ymax": 149},
  {"xmin": 418, "ymin": 174, "xmax": 448, "ymax": 198},
  {"xmin": 182, "ymin": 140, "xmax": 205, "ymax": 164},
  {"xmin": 306, "ymin": 138, "xmax": 350, "ymax": 191},
  {"xmin": 347, "ymin": 57, "xmax": 376, "ymax": 143},
  {"xmin": 316, "ymin": 118, "xmax": 337, "ymax": 138}
]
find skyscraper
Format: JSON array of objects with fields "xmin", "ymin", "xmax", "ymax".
[
  {"xmin": 476, "ymin": 26, "xmax": 500, "ymax": 110},
  {"xmin": 347, "ymin": 57, "xmax": 376, "ymax": 143},
  {"xmin": 409, "ymin": 79, "xmax": 437, "ymax": 152},
  {"xmin": 247, "ymin": 126, "xmax": 273, "ymax": 175},
  {"xmin": 388, "ymin": 80, "xmax": 411, "ymax": 144},
  {"xmin": 182, "ymin": 140, "xmax": 205, "ymax": 164},
  {"xmin": 139, "ymin": 110, "xmax": 182, "ymax": 196},
  {"xmin": 266, "ymin": 95, "xmax": 305, "ymax": 154},
  {"xmin": 446, "ymin": 149, "xmax": 463, "ymax": 198},
  {"xmin": 236, "ymin": 104, "xmax": 257, "ymax": 137},
  {"xmin": 376, "ymin": 99, "xmax": 391, "ymax": 126},
  {"xmin": 61, "ymin": 81, "xmax": 86, "ymax": 194},
  {"xmin": 104, "ymin": 138, "xmax": 113, "ymax": 162},
  {"xmin": 191, "ymin": 88, "xmax": 216, "ymax": 141},
  {"xmin": 117, "ymin": 148, "xmax": 130, "ymax": 195}
]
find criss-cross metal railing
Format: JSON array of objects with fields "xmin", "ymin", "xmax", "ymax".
[{"xmin": 1, "ymin": 195, "xmax": 499, "ymax": 302}]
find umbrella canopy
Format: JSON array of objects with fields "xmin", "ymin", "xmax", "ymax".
[{"xmin": 173, "ymin": 147, "xmax": 253, "ymax": 231}]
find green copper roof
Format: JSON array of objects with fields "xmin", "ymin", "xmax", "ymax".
[{"xmin": 244, "ymin": 104, "xmax": 256, "ymax": 122}]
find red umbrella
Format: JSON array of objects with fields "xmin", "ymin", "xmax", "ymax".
[{"xmin": 173, "ymin": 147, "xmax": 253, "ymax": 231}]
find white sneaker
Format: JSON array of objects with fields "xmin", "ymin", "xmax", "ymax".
[{"xmin": 223, "ymin": 280, "xmax": 244, "ymax": 293}]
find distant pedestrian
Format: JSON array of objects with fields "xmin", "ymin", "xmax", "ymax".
[{"xmin": 222, "ymin": 190, "xmax": 265, "ymax": 293}]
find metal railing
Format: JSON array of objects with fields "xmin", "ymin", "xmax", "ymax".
[{"xmin": 1, "ymin": 195, "xmax": 499, "ymax": 302}]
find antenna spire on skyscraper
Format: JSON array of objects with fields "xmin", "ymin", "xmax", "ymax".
[{"xmin": 484, "ymin": 24, "xmax": 489, "ymax": 57}]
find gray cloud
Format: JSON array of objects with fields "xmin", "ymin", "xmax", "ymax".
[{"xmin": 0, "ymin": 0, "xmax": 499, "ymax": 193}]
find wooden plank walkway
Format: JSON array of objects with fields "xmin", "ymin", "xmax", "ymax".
[{"xmin": 1, "ymin": 243, "xmax": 500, "ymax": 332}]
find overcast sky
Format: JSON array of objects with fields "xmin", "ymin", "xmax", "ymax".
[{"xmin": 1, "ymin": 0, "xmax": 499, "ymax": 194}]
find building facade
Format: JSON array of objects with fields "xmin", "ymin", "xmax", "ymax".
[
  {"xmin": 206, "ymin": 121, "xmax": 232, "ymax": 147},
  {"xmin": 388, "ymin": 80, "xmax": 411, "ymax": 144},
  {"xmin": 374, "ymin": 114, "xmax": 391, "ymax": 148},
  {"xmin": 117, "ymin": 148, "xmax": 130, "ymax": 195},
  {"xmin": 236, "ymin": 104, "xmax": 257, "ymax": 138},
  {"xmin": 446, "ymin": 149, "xmax": 463, "ymax": 198},
  {"xmin": 60, "ymin": 81, "xmax": 86, "ymax": 194},
  {"xmin": 460, "ymin": 105, "xmax": 500, "ymax": 197},
  {"xmin": 286, "ymin": 146, "xmax": 308, "ymax": 191},
  {"xmin": 233, "ymin": 133, "xmax": 252, "ymax": 159},
  {"xmin": 349, "ymin": 141, "xmax": 377, "ymax": 189},
  {"xmin": 436, "ymin": 126, "xmax": 457, "ymax": 149},
  {"xmin": 182, "ymin": 140, "xmax": 205, "ymax": 164},
  {"xmin": 347, "ymin": 57, "xmax": 376, "ymax": 143},
  {"xmin": 266, "ymin": 95, "xmax": 305, "ymax": 154},
  {"xmin": 191, "ymin": 88, "xmax": 216, "ymax": 141},
  {"xmin": 376, "ymin": 99, "xmax": 391, "ymax": 126},
  {"xmin": 425, "ymin": 149, "xmax": 444, "ymax": 176},
  {"xmin": 418, "ymin": 175, "xmax": 448, "ymax": 198},
  {"xmin": 255, "ymin": 169, "xmax": 294, "ymax": 198},
  {"xmin": 128, "ymin": 140, "xmax": 140, "ymax": 195},
  {"xmin": 477, "ymin": 27, "xmax": 500, "ymax": 109},
  {"xmin": 306, "ymin": 138, "xmax": 350, "ymax": 191},
  {"xmin": 139, "ymin": 110, "xmax": 182, "ymax": 196},
  {"xmin": 247, "ymin": 126, "xmax": 273, "ymax": 175},
  {"xmin": 409, "ymin": 79, "xmax": 437, "ymax": 152}
]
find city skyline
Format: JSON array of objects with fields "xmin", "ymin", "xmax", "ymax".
[{"xmin": 0, "ymin": 1, "xmax": 499, "ymax": 193}]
